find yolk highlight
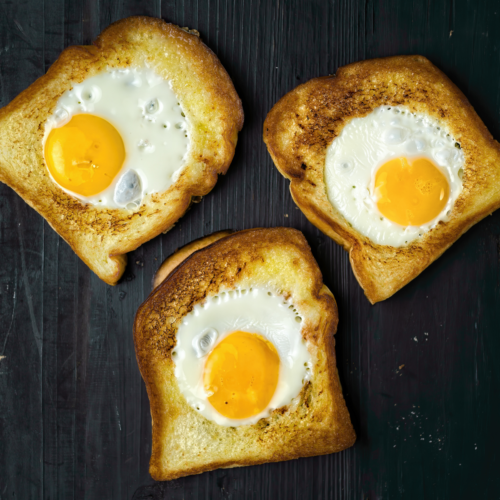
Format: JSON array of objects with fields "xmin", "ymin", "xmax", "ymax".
[
  {"xmin": 374, "ymin": 157, "xmax": 450, "ymax": 226},
  {"xmin": 203, "ymin": 331, "xmax": 280, "ymax": 419},
  {"xmin": 44, "ymin": 114, "xmax": 125, "ymax": 197}
]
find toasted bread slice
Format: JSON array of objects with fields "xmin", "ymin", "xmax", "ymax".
[
  {"xmin": 0, "ymin": 16, "xmax": 243, "ymax": 285},
  {"xmin": 134, "ymin": 227, "xmax": 355, "ymax": 481},
  {"xmin": 264, "ymin": 56, "xmax": 500, "ymax": 303}
]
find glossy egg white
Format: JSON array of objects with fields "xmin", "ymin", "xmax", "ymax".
[
  {"xmin": 324, "ymin": 106, "xmax": 465, "ymax": 246},
  {"xmin": 43, "ymin": 66, "xmax": 190, "ymax": 209},
  {"xmin": 172, "ymin": 287, "xmax": 312, "ymax": 427}
]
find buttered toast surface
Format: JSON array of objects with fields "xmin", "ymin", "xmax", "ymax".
[
  {"xmin": 0, "ymin": 16, "xmax": 243, "ymax": 285},
  {"xmin": 264, "ymin": 55, "xmax": 500, "ymax": 303},
  {"xmin": 134, "ymin": 228, "xmax": 355, "ymax": 480}
]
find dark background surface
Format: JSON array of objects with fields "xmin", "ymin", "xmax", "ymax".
[{"xmin": 1, "ymin": 0, "xmax": 499, "ymax": 498}]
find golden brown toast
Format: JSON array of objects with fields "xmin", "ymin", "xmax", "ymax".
[
  {"xmin": 134, "ymin": 227, "xmax": 356, "ymax": 481},
  {"xmin": 263, "ymin": 55, "xmax": 500, "ymax": 303},
  {"xmin": 0, "ymin": 16, "xmax": 243, "ymax": 285}
]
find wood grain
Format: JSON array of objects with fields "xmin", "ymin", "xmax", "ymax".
[{"xmin": 0, "ymin": 0, "xmax": 499, "ymax": 498}]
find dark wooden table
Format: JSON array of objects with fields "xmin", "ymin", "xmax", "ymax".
[{"xmin": 1, "ymin": 0, "xmax": 499, "ymax": 498}]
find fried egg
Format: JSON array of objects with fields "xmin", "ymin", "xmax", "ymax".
[
  {"xmin": 43, "ymin": 66, "xmax": 190, "ymax": 209},
  {"xmin": 173, "ymin": 288, "xmax": 311, "ymax": 426},
  {"xmin": 324, "ymin": 106, "xmax": 464, "ymax": 246}
]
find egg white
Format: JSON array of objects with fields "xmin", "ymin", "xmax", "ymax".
[
  {"xmin": 324, "ymin": 106, "xmax": 465, "ymax": 246},
  {"xmin": 172, "ymin": 287, "xmax": 312, "ymax": 427},
  {"xmin": 43, "ymin": 66, "xmax": 190, "ymax": 209}
]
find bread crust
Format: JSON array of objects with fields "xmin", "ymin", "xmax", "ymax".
[
  {"xmin": 134, "ymin": 227, "xmax": 356, "ymax": 481},
  {"xmin": 263, "ymin": 55, "xmax": 500, "ymax": 303},
  {"xmin": 0, "ymin": 16, "xmax": 243, "ymax": 285}
]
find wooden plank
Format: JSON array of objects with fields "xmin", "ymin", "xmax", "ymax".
[
  {"xmin": 40, "ymin": 2, "xmax": 78, "ymax": 500},
  {"xmin": 0, "ymin": 0, "xmax": 46, "ymax": 498}
]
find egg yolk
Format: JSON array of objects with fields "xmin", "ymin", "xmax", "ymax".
[
  {"xmin": 44, "ymin": 114, "xmax": 125, "ymax": 197},
  {"xmin": 203, "ymin": 331, "xmax": 280, "ymax": 419},
  {"xmin": 374, "ymin": 157, "xmax": 450, "ymax": 226}
]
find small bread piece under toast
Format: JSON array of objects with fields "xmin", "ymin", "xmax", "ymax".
[
  {"xmin": 264, "ymin": 56, "xmax": 500, "ymax": 303},
  {"xmin": 151, "ymin": 230, "xmax": 232, "ymax": 289},
  {"xmin": 134, "ymin": 227, "xmax": 355, "ymax": 481},
  {"xmin": 0, "ymin": 16, "xmax": 243, "ymax": 285}
]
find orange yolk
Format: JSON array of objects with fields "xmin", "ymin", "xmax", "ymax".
[
  {"xmin": 44, "ymin": 114, "xmax": 125, "ymax": 197},
  {"xmin": 374, "ymin": 157, "xmax": 450, "ymax": 226},
  {"xmin": 203, "ymin": 331, "xmax": 280, "ymax": 419}
]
